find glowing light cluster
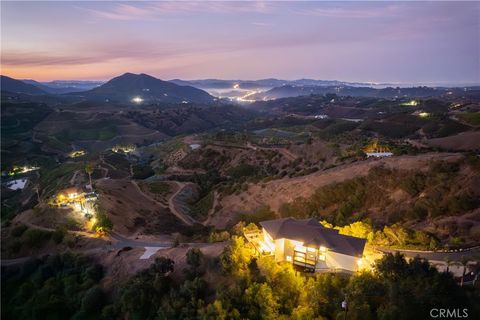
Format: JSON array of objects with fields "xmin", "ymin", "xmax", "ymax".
[
  {"xmin": 235, "ymin": 90, "xmax": 259, "ymax": 103},
  {"xmin": 111, "ymin": 144, "xmax": 136, "ymax": 153},
  {"xmin": 132, "ymin": 96, "xmax": 144, "ymax": 104},
  {"xmin": 7, "ymin": 165, "xmax": 40, "ymax": 176},
  {"xmin": 401, "ymin": 100, "xmax": 418, "ymax": 106},
  {"xmin": 69, "ymin": 150, "xmax": 86, "ymax": 158}
]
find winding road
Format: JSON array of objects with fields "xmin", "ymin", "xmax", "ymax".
[
  {"xmin": 131, "ymin": 180, "xmax": 197, "ymax": 226},
  {"xmin": 376, "ymin": 246, "xmax": 480, "ymax": 263},
  {"xmin": 168, "ymin": 181, "xmax": 197, "ymax": 226}
]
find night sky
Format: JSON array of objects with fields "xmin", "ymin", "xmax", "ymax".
[{"xmin": 1, "ymin": 1, "xmax": 479, "ymax": 85}]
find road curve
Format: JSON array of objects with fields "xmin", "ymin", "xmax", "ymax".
[{"xmin": 168, "ymin": 181, "xmax": 197, "ymax": 226}]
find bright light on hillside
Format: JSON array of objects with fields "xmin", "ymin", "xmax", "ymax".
[
  {"xmin": 132, "ymin": 96, "xmax": 143, "ymax": 104},
  {"xmin": 402, "ymin": 100, "xmax": 418, "ymax": 106}
]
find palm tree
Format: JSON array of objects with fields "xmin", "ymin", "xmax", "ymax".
[
  {"xmin": 460, "ymin": 256, "xmax": 469, "ymax": 287},
  {"xmin": 443, "ymin": 256, "xmax": 452, "ymax": 273},
  {"xmin": 85, "ymin": 162, "xmax": 94, "ymax": 190}
]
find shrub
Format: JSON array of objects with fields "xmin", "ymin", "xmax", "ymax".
[
  {"xmin": 52, "ymin": 226, "xmax": 67, "ymax": 244},
  {"xmin": 94, "ymin": 210, "xmax": 113, "ymax": 231},
  {"xmin": 22, "ymin": 229, "xmax": 52, "ymax": 248},
  {"xmin": 227, "ymin": 163, "xmax": 258, "ymax": 179},
  {"xmin": 81, "ymin": 286, "xmax": 106, "ymax": 314},
  {"xmin": 208, "ymin": 230, "xmax": 230, "ymax": 242},
  {"xmin": 11, "ymin": 224, "xmax": 28, "ymax": 237}
]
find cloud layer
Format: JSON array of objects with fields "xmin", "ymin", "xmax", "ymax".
[{"xmin": 1, "ymin": 1, "xmax": 478, "ymax": 84}]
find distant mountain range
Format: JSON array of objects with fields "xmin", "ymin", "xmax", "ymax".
[
  {"xmin": 22, "ymin": 79, "xmax": 103, "ymax": 94},
  {"xmin": 169, "ymin": 78, "xmax": 381, "ymax": 90},
  {"xmin": 250, "ymin": 85, "xmax": 478, "ymax": 100},
  {"xmin": 2, "ymin": 74, "xmax": 478, "ymax": 103}
]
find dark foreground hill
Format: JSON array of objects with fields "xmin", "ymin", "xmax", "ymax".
[
  {"xmin": 69, "ymin": 73, "xmax": 215, "ymax": 104},
  {"xmin": 0, "ymin": 75, "xmax": 48, "ymax": 95}
]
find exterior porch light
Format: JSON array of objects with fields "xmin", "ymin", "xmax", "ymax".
[{"xmin": 357, "ymin": 259, "xmax": 363, "ymax": 267}]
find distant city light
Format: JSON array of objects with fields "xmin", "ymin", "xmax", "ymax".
[
  {"xmin": 236, "ymin": 90, "xmax": 258, "ymax": 103},
  {"xmin": 132, "ymin": 96, "xmax": 143, "ymax": 104},
  {"xmin": 233, "ymin": 83, "xmax": 240, "ymax": 89},
  {"xmin": 418, "ymin": 112, "xmax": 430, "ymax": 118}
]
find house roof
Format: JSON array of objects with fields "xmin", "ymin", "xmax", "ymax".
[{"xmin": 260, "ymin": 218, "xmax": 366, "ymax": 257}]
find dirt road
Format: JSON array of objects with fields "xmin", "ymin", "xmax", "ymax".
[
  {"xmin": 203, "ymin": 191, "xmax": 219, "ymax": 226},
  {"xmin": 168, "ymin": 181, "xmax": 197, "ymax": 226}
]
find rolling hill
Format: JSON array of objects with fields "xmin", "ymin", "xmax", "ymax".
[{"xmin": 70, "ymin": 73, "xmax": 215, "ymax": 104}]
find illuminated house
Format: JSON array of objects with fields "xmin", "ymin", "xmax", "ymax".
[
  {"xmin": 364, "ymin": 139, "xmax": 393, "ymax": 158},
  {"xmin": 52, "ymin": 187, "xmax": 85, "ymax": 207},
  {"xmin": 259, "ymin": 218, "xmax": 366, "ymax": 272}
]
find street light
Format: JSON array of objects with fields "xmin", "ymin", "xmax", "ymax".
[{"xmin": 342, "ymin": 293, "xmax": 348, "ymax": 320}]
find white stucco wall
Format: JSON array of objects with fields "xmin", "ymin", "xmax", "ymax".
[
  {"xmin": 275, "ymin": 238, "xmax": 285, "ymax": 262},
  {"xmin": 325, "ymin": 251, "xmax": 360, "ymax": 272}
]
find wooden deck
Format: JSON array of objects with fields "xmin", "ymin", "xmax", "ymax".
[{"xmin": 244, "ymin": 230, "xmax": 273, "ymax": 256}]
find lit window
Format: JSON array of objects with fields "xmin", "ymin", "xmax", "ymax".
[
  {"xmin": 319, "ymin": 254, "xmax": 326, "ymax": 261},
  {"xmin": 286, "ymin": 255, "xmax": 292, "ymax": 262},
  {"xmin": 307, "ymin": 247, "xmax": 316, "ymax": 252},
  {"xmin": 291, "ymin": 240, "xmax": 303, "ymax": 247},
  {"xmin": 319, "ymin": 246, "xmax": 327, "ymax": 252},
  {"xmin": 294, "ymin": 245, "xmax": 306, "ymax": 253},
  {"xmin": 357, "ymin": 259, "xmax": 363, "ymax": 267}
]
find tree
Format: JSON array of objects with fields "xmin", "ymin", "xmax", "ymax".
[
  {"xmin": 151, "ymin": 257, "xmax": 174, "ymax": 274},
  {"xmin": 186, "ymin": 248, "xmax": 203, "ymax": 278},
  {"xmin": 81, "ymin": 286, "xmax": 106, "ymax": 314},
  {"xmin": 118, "ymin": 259, "xmax": 174, "ymax": 320},
  {"xmin": 220, "ymin": 236, "xmax": 252, "ymax": 275},
  {"xmin": 244, "ymin": 283, "xmax": 279, "ymax": 320},
  {"xmin": 199, "ymin": 300, "xmax": 228, "ymax": 320},
  {"xmin": 187, "ymin": 248, "xmax": 203, "ymax": 269},
  {"xmin": 460, "ymin": 255, "xmax": 469, "ymax": 287},
  {"xmin": 443, "ymin": 256, "xmax": 452, "ymax": 273}
]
